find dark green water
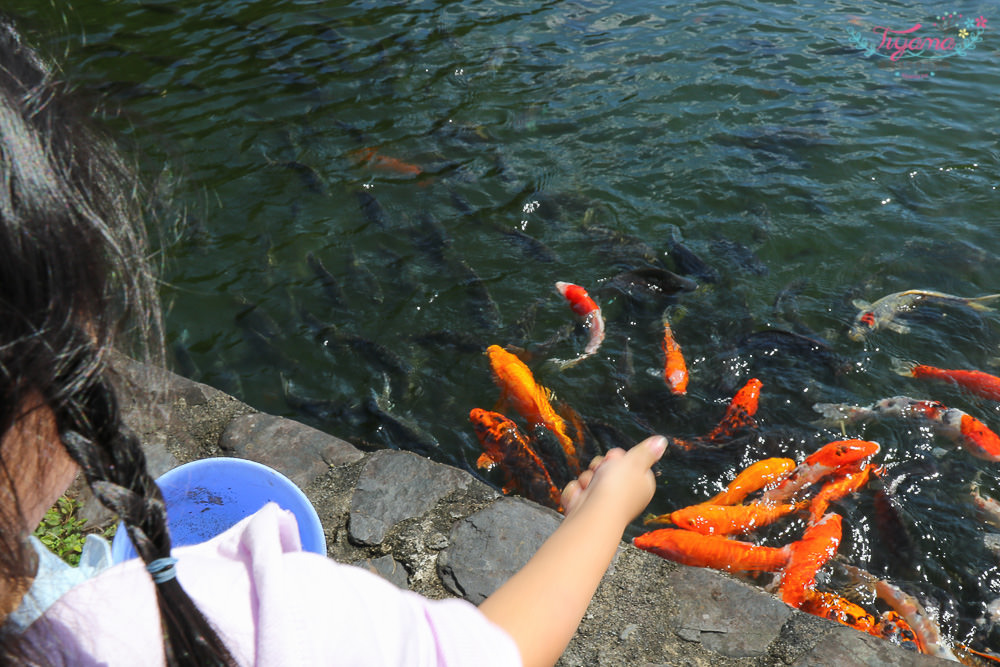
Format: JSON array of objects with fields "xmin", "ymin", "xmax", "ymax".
[{"xmin": 11, "ymin": 0, "xmax": 1000, "ymax": 652}]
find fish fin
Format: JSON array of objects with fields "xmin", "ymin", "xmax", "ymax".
[
  {"xmin": 889, "ymin": 357, "xmax": 917, "ymax": 377},
  {"xmin": 966, "ymin": 294, "xmax": 1000, "ymax": 311},
  {"xmin": 642, "ymin": 512, "xmax": 671, "ymax": 526},
  {"xmin": 886, "ymin": 321, "xmax": 910, "ymax": 335},
  {"xmin": 851, "ymin": 299, "xmax": 871, "ymax": 311},
  {"xmin": 476, "ymin": 453, "xmax": 498, "ymax": 470}
]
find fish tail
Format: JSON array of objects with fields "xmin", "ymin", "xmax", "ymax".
[
  {"xmin": 889, "ymin": 357, "xmax": 918, "ymax": 377},
  {"xmin": 967, "ymin": 293, "xmax": 1000, "ymax": 311}
]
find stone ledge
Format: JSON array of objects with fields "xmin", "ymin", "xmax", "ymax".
[{"xmin": 95, "ymin": 359, "xmax": 951, "ymax": 666}]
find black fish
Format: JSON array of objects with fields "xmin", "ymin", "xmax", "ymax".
[
  {"xmin": 364, "ymin": 387, "xmax": 439, "ymax": 454},
  {"xmin": 356, "ymin": 190, "xmax": 388, "ymax": 228},
  {"xmin": 279, "ymin": 160, "xmax": 325, "ymax": 194},
  {"xmin": 316, "ymin": 323, "xmax": 413, "ymax": 380},
  {"xmin": 603, "ymin": 266, "xmax": 698, "ymax": 298},
  {"xmin": 409, "ymin": 329, "xmax": 485, "ymax": 354},
  {"xmin": 667, "ymin": 234, "xmax": 720, "ymax": 283},
  {"xmin": 735, "ymin": 329, "xmax": 851, "ymax": 375},
  {"xmin": 710, "ymin": 238, "xmax": 768, "ymax": 276},
  {"xmin": 451, "ymin": 258, "xmax": 502, "ymax": 332},
  {"xmin": 346, "ymin": 247, "xmax": 383, "ymax": 304},
  {"xmin": 306, "ymin": 252, "xmax": 346, "ymax": 308}
]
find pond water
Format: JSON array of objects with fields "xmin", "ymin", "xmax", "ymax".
[{"xmin": 11, "ymin": 0, "xmax": 1000, "ymax": 654}]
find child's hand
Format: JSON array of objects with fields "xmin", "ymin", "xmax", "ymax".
[{"xmin": 561, "ymin": 435, "xmax": 666, "ymax": 527}]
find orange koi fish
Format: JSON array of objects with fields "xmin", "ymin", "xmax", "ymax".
[
  {"xmin": 807, "ymin": 463, "xmax": 880, "ymax": 525},
  {"xmin": 955, "ymin": 644, "xmax": 1000, "ymax": 665},
  {"xmin": 468, "ymin": 408, "xmax": 563, "ymax": 512},
  {"xmin": 701, "ymin": 457, "xmax": 797, "ymax": 506},
  {"xmin": 672, "ymin": 378, "xmax": 763, "ymax": 450},
  {"xmin": 799, "ymin": 590, "xmax": 877, "ymax": 634},
  {"xmin": 554, "ymin": 281, "xmax": 605, "ymax": 358},
  {"xmin": 653, "ymin": 500, "xmax": 803, "ymax": 536},
  {"xmin": 895, "ymin": 360, "xmax": 1000, "ymax": 402},
  {"xmin": 485, "ymin": 345, "xmax": 581, "ymax": 474},
  {"xmin": 875, "ymin": 578, "xmax": 958, "ymax": 661},
  {"xmin": 660, "ymin": 314, "xmax": 688, "ymax": 395},
  {"xmin": 633, "ymin": 528, "xmax": 791, "ymax": 572},
  {"xmin": 761, "ymin": 439, "xmax": 880, "ymax": 504},
  {"xmin": 779, "ymin": 512, "xmax": 842, "ymax": 609},
  {"xmin": 349, "ymin": 146, "xmax": 423, "ymax": 177},
  {"xmin": 814, "ymin": 395, "xmax": 1000, "ymax": 462}
]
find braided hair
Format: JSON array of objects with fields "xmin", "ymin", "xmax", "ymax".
[{"xmin": 0, "ymin": 13, "xmax": 236, "ymax": 666}]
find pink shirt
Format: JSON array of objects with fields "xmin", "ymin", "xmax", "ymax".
[{"xmin": 26, "ymin": 503, "xmax": 522, "ymax": 666}]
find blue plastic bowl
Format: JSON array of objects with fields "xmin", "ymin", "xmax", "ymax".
[{"xmin": 110, "ymin": 457, "xmax": 326, "ymax": 563}]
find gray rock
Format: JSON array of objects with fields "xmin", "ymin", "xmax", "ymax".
[
  {"xmin": 438, "ymin": 497, "xmax": 561, "ymax": 604},
  {"xmin": 348, "ymin": 450, "xmax": 471, "ymax": 546},
  {"xmin": 220, "ymin": 413, "xmax": 362, "ymax": 488},
  {"xmin": 667, "ymin": 566, "xmax": 792, "ymax": 658},
  {"xmin": 792, "ymin": 623, "xmax": 947, "ymax": 666},
  {"xmin": 351, "ymin": 555, "xmax": 409, "ymax": 589}
]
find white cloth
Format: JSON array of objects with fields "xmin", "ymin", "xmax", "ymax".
[
  {"xmin": 25, "ymin": 503, "xmax": 522, "ymax": 666},
  {"xmin": 5, "ymin": 534, "xmax": 113, "ymax": 633}
]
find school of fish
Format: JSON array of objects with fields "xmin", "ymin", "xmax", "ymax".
[{"xmin": 467, "ymin": 281, "xmax": 1000, "ymax": 664}]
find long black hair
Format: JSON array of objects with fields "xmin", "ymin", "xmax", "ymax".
[{"xmin": 0, "ymin": 13, "xmax": 236, "ymax": 666}]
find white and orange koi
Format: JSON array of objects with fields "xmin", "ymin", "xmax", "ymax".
[
  {"xmin": 849, "ymin": 289, "xmax": 1000, "ymax": 341},
  {"xmin": 814, "ymin": 395, "xmax": 1000, "ymax": 462},
  {"xmin": 761, "ymin": 439, "xmax": 880, "ymax": 504}
]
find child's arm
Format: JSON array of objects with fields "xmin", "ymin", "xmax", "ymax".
[{"xmin": 478, "ymin": 435, "xmax": 667, "ymax": 667}]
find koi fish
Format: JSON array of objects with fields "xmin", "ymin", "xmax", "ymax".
[
  {"xmin": 554, "ymin": 281, "xmax": 605, "ymax": 358},
  {"xmin": 485, "ymin": 345, "xmax": 581, "ymax": 474},
  {"xmin": 779, "ymin": 512, "xmax": 842, "ymax": 609},
  {"xmin": 661, "ymin": 314, "xmax": 688, "ymax": 395},
  {"xmin": 848, "ymin": 289, "xmax": 1000, "ymax": 341},
  {"xmin": 672, "ymin": 378, "xmax": 763, "ymax": 450},
  {"xmin": 702, "ymin": 457, "xmax": 797, "ymax": 506},
  {"xmin": 970, "ymin": 481, "xmax": 1000, "ymax": 530},
  {"xmin": 874, "ymin": 578, "xmax": 958, "ymax": 662},
  {"xmin": 813, "ymin": 395, "xmax": 1000, "ymax": 462},
  {"xmin": 633, "ymin": 528, "xmax": 791, "ymax": 572},
  {"xmin": 349, "ymin": 146, "xmax": 423, "ymax": 177},
  {"xmin": 807, "ymin": 463, "xmax": 880, "ymax": 525},
  {"xmin": 761, "ymin": 439, "xmax": 880, "ymax": 504},
  {"xmin": 799, "ymin": 590, "xmax": 877, "ymax": 634},
  {"xmin": 874, "ymin": 611, "xmax": 924, "ymax": 653},
  {"xmin": 468, "ymin": 408, "xmax": 563, "ymax": 512},
  {"xmin": 652, "ymin": 500, "xmax": 804, "ymax": 536},
  {"xmin": 894, "ymin": 359, "xmax": 1000, "ymax": 402}
]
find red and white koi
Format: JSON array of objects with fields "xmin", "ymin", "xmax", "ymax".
[
  {"xmin": 849, "ymin": 289, "xmax": 1000, "ymax": 341},
  {"xmin": 894, "ymin": 359, "xmax": 1000, "ymax": 403},
  {"xmin": 813, "ymin": 395, "xmax": 1000, "ymax": 462},
  {"xmin": 874, "ymin": 578, "xmax": 959, "ymax": 662},
  {"xmin": 760, "ymin": 439, "xmax": 880, "ymax": 504},
  {"xmin": 555, "ymin": 281, "xmax": 605, "ymax": 360}
]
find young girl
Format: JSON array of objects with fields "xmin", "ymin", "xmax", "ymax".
[{"xmin": 0, "ymin": 14, "xmax": 665, "ymax": 666}]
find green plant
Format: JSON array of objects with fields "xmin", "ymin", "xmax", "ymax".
[{"xmin": 33, "ymin": 495, "xmax": 101, "ymax": 566}]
